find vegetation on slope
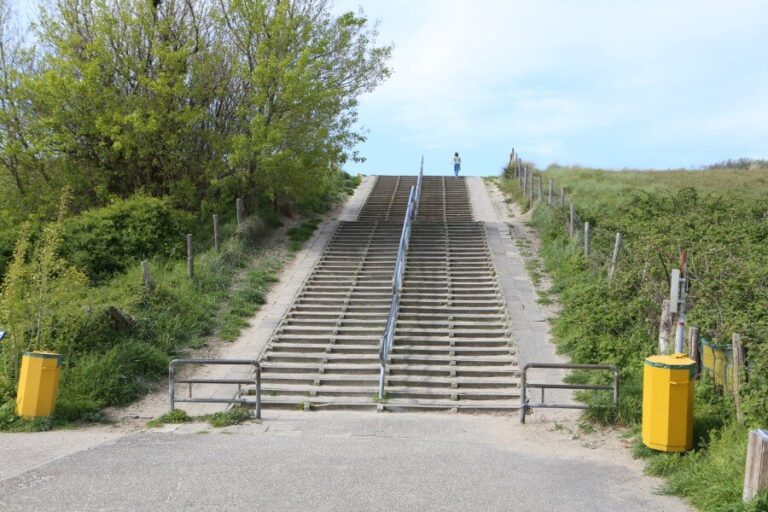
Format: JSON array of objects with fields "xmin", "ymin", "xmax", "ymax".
[
  {"xmin": 0, "ymin": 0, "xmax": 378, "ymax": 429},
  {"xmin": 499, "ymin": 163, "xmax": 768, "ymax": 511}
]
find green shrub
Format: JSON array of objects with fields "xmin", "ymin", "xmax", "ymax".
[
  {"xmin": 57, "ymin": 342, "xmax": 168, "ymax": 414},
  {"xmin": 61, "ymin": 195, "xmax": 192, "ymax": 281},
  {"xmin": 202, "ymin": 405, "xmax": 253, "ymax": 427},
  {"xmin": 235, "ymin": 215, "xmax": 267, "ymax": 246}
]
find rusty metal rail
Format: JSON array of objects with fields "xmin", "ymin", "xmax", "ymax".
[
  {"xmin": 169, "ymin": 359, "xmax": 261, "ymax": 419},
  {"xmin": 520, "ymin": 363, "xmax": 619, "ymax": 423}
]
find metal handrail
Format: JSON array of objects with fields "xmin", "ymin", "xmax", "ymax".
[
  {"xmin": 519, "ymin": 363, "xmax": 618, "ymax": 423},
  {"xmin": 169, "ymin": 358, "xmax": 261, "ymax": 419},
  {"xmin": 378, "ymin": 160, "xmax": 423, "ymax": 399}
]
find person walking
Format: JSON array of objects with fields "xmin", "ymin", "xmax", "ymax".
[{"xmin": 453, "ymin": 152, "xmax": 461, "ymax": 177}]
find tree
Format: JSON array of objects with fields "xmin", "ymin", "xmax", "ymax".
[
  {"xmin": 218, "ymin": 0, "xmax": 391, "ymax": 209},
  {"xmin": 0, "ymin": 0, "xmax": 50, "ymax": 196}
]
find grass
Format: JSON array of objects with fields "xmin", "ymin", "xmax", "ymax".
[
  {"xmin": 496, "ymin": 163, "xmax": 768, "ymax": 511},
  {"xmin": 147, "ymin": 406, "xmax": 255, "ymax": 428},
  {"xmin": 287, "ymin": 218, "xmax": 321, "ymax": 251}
]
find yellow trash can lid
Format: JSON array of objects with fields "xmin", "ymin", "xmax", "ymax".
[
  {"xmin": 23, "ymin": 351, "xmax": 63, "ymax": 366},
  {"xmin": 645, "ymin": 353, "xmax": 696, "ymax": 369},
  {"xmin": 645, "ymin": 354, "xmax": 696, "ymax": 379}
]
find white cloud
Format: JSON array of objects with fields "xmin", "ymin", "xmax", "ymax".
[{"xmin": 335, "ymin": 0, "xmax": 768, "ymax": 169}]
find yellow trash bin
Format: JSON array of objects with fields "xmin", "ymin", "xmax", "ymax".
[
  {"xmin": 642, "ymin": 353, "xmax": 696, "ymax": 452},
  {"xmin": 16, "ymin": 351, "xmax": 63, "ymax": 418}
]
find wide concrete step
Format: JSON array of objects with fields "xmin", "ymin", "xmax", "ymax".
[
  {"xmin": 258, "ymin": 395, "xmax": 521, "ymax": 412},
  {"xmin": 261, "ymin": 362, "xmax": 519, "ymax": 378},
  {"xmin": 261, "ymin": 372, "xmax": 519, "ymax": 388},
  {"xmin": 261, "ymin": 383, "xmax": 519, "ymax": 400}
]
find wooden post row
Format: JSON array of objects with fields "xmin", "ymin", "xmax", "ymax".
[
  {"xmin": 569, "ymin": 203, "xmax": 575, "ymax": 238},
  {"xmin": 548, "ymin": 179, "xmax": 553, "ymax": 205},
  {"xmin": 732, "ymin": 333, "xmax": 745, "ymax": 423},
  {"xmin": 236, "ymin": 198, "xmax": 245, "ymax": 226},
  {"xmin": 583, "ymin": 222, "xmax": 590, "ymax": 257},
  {"xmin": 213, "ymin": 214, "xmax": 221, "ymax": 253},
  {"xmin": 140, "ymin": 260, "xmax": 154, "ymax": 291},
  {"xmin": 688, "ymin": 326, "xmax": 700, "ymax": 372},
  {"xmin": 608, "ymin": 232, "xmax": 622, "ymax": 280},
  {"xmin": 743, "ymin": 429, "xmax": 768, "ymax": 503}
]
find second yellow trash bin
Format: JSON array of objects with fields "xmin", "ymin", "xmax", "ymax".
[
  {"xmin": 642, "ymin": 353, "xmax": 696, "ymax": 452},
  {"xmin": 16, "ymin": 351, "xmax": 63, "ymax": 418}
]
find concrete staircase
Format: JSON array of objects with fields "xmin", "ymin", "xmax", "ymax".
[{"xmin": 258, "ymin": 176, "xmax": 519, "ymax": 411}]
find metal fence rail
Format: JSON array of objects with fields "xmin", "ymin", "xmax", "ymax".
[
  {"xmin": 378, "ymin": 158, "xmax": 423, "ymax": 399},
  {"xmin": 169, "ymin": 358, "xmax": 261, "ymax": 419},
  {"xmin": 519, "ymin": 362, "xmax": 619, "ymax": 423}
]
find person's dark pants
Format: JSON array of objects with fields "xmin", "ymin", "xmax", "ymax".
[{"xmin": 454, "ymin": 164, "xmax": 460, "ymax": 177}]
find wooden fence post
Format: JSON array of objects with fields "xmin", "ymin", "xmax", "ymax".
[
  {"xmin": 608, "ymin": 232, "xmax": 622, "ymax": 280},
  {"xmin": 236, "ymin": 198, "xmax": 245, "ymax": 226},
  {"xmin": 658, "ymin": 299, "xmax": 672, "ymax": 354},
  {"xmin": 732, "ymin": 333, "xmax": 745, "ymax": 423},
  {"xmin": 529, "ymin": 172, "xmax": 534, "ymax": 200},
  {"xmin": 186, "ymin": 234, "xmax": 194, "ymax": 279},
  {"xmin": 561, "ymin": 186, "xmax": 566, "ymax": 207},
  {"xmin": 743, "ymin": 429, "xmax": 768, "ymax": 503},
  {"xmin": 213, "ymin": 214, "xmax": 221, "ymax": 253},
  {"xmin": 569, "ymin": 203, "xmax": 575, "ymax": 238},
  {"xmin": 537, "ymin": 176, "xmax": 543, "ymax": 201},
  {"xmin": 140, "ymin": 260, "xmax": 154, "ymax": 291},
  {"xmin": 583, "ymin": 222, "xmax": 590, "ymax": 257},
  {"xmin": 548, "ymin": 179, "xmax": 553, "ymax": 205},
  {"xmin": 688, "ymin": 326, "xmax": 700, "ymax": 373},
  {"xmin": 522, "ymin": 167, "xmax": 527, "ymax": 195}
]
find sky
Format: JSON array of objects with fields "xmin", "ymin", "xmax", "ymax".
[
  {"xmin": 333, "ymin": 0, "xmax": 768, "ymax": 176},
  {"xmin": 10, "ymin": 1, "xmax": 768, "ymax": 176}
]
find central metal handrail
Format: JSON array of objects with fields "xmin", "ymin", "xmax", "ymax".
[{"xmin": 378, "ymin": 158, "xmax": 423, "ymax": 399}]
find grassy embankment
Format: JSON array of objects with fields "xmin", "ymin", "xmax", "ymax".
[
  {"xmin": 498, "ymin": 164, "xmax": 768, "ymax": 511},
  {"xmin": 0, "ymin": 173, "xmax": 360, "ymax": 432}
]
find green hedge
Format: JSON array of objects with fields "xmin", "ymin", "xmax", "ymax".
[{"xmin": 61, "ymin": 196, "xmax": 192, "ymax": 282}]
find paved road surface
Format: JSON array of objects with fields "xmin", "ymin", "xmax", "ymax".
[{"xmin": 0, "ymin": 411, "xmax": 691, "ymax": 512}]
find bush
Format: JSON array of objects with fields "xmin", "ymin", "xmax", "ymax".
[
  {"xmin": 57, "ymin": 342, "xmax": 168, "ymax": 415},
  {"xmin": 61, "ymin": 195, "xmax": 192, "ymax": 281}
]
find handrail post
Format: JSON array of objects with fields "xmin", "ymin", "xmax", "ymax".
[
  {"xmin": 520, "ymin": 365, "xmax": 528, "ymax": 424},
  {"xmin": 169, "ymin": 361, "xmax": 176, "ymax": 411}
]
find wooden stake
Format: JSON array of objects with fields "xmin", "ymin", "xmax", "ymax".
[
  {"xmin": 548, "ymin": 179, "xmax": 553, "ymax": 205},
  {"xmin": 530, "ymin": 172, "xmax": 534, "ymax": 200},
  {"xmin": 743, "ymin": 429, "xmax": 768, "ymax": 503},
  {"xmin": 140, "ymin": 260, "xmax": 154, "ymax": 291},
  {"xmin": 213, "ymin": 214, "xmax": 221, "ymax": 253},
  {"xmin": 569, "ymin": 203, "xmax": 575, "ymax": 238},
  {"xmin": 522, "ymin": 167, "xmax": 527, "ymax": 194},
  {"xmin": 608, "ymin": 232, "xmax": 622, "ymax": 280},
  {"xmin": 732, "ymin": 333, "xmax": 745, "ymax": 423},
  {"xmin": 658, "ymin": 299, "xmax": 672, "ymax": 355},
  {"xmin": 584, "ymin": 222, "xmax": 590, "ymax": 257},
  {"xmin": 561, "ymin": 187, "xmax": 566, "ymax": 207},
  {"xmin": 186, "ymin": 234, "xmax": 194, "ymax": 279},
  {"xmin": 688, "ymin": 326, "xmax": 700, "ymax": 374},
  {"xmin": 537, "ymin": 176, "xmax": 543, "ymax": 201},
  {"xmin": 236, "ymin": 198, "xmax": 245, "ymax": 226}
]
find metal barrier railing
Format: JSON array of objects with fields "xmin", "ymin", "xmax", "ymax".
[
  {"xmin": 519, "ymin": 363, "xmax": 619, "ymax": 423},
  {"xmin": 378, "ymin": 159, "xmax": 423, "ymax": 399},
  {"xmin": 169, "ymin": 358, "xmax": 262, "ymax": 419}
]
